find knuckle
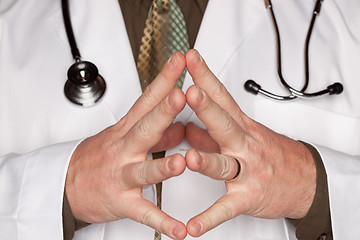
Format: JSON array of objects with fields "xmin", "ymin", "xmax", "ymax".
[
  {"xmin": 139, "ymin": 208, "xmax": 154, "ymax": 226},
  {"xmin": 222, "ymin": 113, "xmax": 233, "ymax": 134},
  {"xmin": 219, "ymin": 157, "xmax": 231, "ymax": 179},
  {"xmin": 137, "ymin": 161, "xmax": 148, "ymax": 185},
  {"xmin": 159, "ymin": 98, "xmax": 172, "ymax": 117},
  {"xmin": 218, "ymin": 201, "xmax": 234, "ymax": 220},
  {"xmin": 159, "ymin": 218, "xmax": 168, "ymax": 234},
  {"xmin": 142, "ymin": 84, "xmax": 158, "ymax": 106},
  {"xmin": 135, "ymin": 119, "xmax": 152, "ymax": 139},
  {"xmin": 159, "ymin": 159, "xmax": 170, "ymax": 178},
  {"xmin": 202, "ymin": 213, "xmax": 213, "ymax": 230},
  {"xmin": 212, "ymin": 81, "xmax": 228, "ymax": 99}
]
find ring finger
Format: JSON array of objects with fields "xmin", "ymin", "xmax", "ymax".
[{"xmin": 185, "ymin": 149, "xmax": 241, "ymax": 181}]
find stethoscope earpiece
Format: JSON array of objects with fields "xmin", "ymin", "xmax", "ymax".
[
  {"xmin": 244, "ymin": 80, "xmax": 261, "ymax": 95},
  {"xmin": 64, "ymin": 61, "xmax": 106, "ymax": 107},
  {"xmin": 328, "ymin": 82, "xmax": 343, "ymax": 95}
]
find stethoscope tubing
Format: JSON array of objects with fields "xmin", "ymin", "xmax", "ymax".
[
  {"xmin": 61, "ymin": 0, "xmax": 81, "ymax": 61},
  {"xmin": 245, "ymin": 0, "xmax": 343, "ymax": 100}
]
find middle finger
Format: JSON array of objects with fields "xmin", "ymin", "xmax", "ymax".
[{"xmin": 121, "ymin": 154, "xmax": 186, "ymax": 189}]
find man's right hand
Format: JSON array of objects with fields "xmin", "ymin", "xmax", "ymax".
[{"xmin": 65, "ymin": 52, "xmax": 188, "ymax": 240}]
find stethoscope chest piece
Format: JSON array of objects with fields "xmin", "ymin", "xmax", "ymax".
[{"xmin": 64, "ymin": 61, "xmax": 106, "ymax": 107}]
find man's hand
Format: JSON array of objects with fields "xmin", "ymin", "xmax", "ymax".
[
  {"xmin": 65, "ymin": 52, "xmax": 188, "ymax": 240},
  {"xmin": 184, "ymin": 49, "xmax": 317, "ymax": 237}
]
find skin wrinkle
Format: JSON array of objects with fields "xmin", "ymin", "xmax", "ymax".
[
  {"xmin": 139, "ymin": 207, "xmax": 154, "ymax": 226},
  {"xmin": 160, "ymin": 157, "xmax": 175, "ymax": 179},
  {"xmin": 218, "ymin": 201, "xmax": 234, "ymax": 221},
  {"xmin": 219, "ymin": 155, "xmax": 231, "ymax": 179},
  {"xmin": 136, "ymin": 118, "xmax": 156, "ymax": 141},
  {"xmin": 137, "ymin": 160, "xmax": 148, "ymax": 186},
  {"xmin": 141, "ymin": 82, "xmax": 161, "ymax": 109}
]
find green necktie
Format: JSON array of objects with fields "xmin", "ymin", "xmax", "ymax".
[{"xmin": 136, "ymin": 1, "xmax": 189, "ymax": 239}]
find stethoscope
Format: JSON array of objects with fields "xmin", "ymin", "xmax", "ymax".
[
  {"xmin": 61, "ymin": 0, "xmax": 343, "ymax": 106},
  {"xmin": 244, "ymin": 0, "xmax": 343, "ymax": 100},
  {"xmin": 62, "ymin": 0, "xmax": 106, "ymax": 107}
]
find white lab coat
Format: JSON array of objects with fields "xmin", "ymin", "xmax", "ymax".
[{"xmin": 0, "ymin": 0, "xmax": 359, "ymax": 239}]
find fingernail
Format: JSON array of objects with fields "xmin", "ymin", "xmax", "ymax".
[
  {"xmin": 193, "ymin": 221, "xmax": 203, "ymax": 235},
  {"xmin": 192, "ymin": 50, "xmax": 202, "ymax": 65},
  {"xmin": 168, "ymin": 52, "xmax": 179, "ymax": 67},
  {"xmin": 167, "ymin": 91, "xmax": 174, "ymax": 107},
  {"xmin": 172, "ymin": 226, "xmax": 183, "ymax": 239},
  {"xmin": 195, "ymin": 151, "xmax": 203, "ymax": 166},
  {"xmin": 167, "ymin": 158, "xmax": 176, "ymax": 171},
  {"xmin": 197, "ymin": 86, "xmax": 205, "ymax": 102}
]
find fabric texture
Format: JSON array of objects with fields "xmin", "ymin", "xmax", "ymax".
[{"xmin": 136, "ymin": 0, "xmax": 190, "ymax": 91}]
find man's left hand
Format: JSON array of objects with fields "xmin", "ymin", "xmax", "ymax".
[{"xmin": 184, "ymin": 49, "xmax": 317, "ymax": 237}]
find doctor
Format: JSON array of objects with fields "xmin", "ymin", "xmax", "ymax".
[{"xmin": 0, "ymin": 0, "xmax": 359, "ymax": 240}]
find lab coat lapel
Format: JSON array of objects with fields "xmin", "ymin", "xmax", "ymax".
[
  {"xmin": 179, "ymin": 0, "xmax": 266, "ymax": 122},
  {"xmin": 49, "ymin": 0, "xmax": 142, "ymax": 121}
]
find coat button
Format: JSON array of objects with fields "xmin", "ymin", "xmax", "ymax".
[{"xmin": 318, "ymin": 233, "xmax": 327, "ymax": 240}]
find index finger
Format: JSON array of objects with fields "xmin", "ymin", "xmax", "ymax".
[
  {"xmin": 122, "ymin": 51, "xmax": 186, "ymax": 130},
  {"xmin": 186, "ymin": 85, "xmax": 246, "ymax": 151},
  {"xmin": 185, "ymin": 49, "xmax": 247, "ymax": 126},
  {"xmin": 124, "ymin": 87, "xmax": 186, "ymax": 155}
]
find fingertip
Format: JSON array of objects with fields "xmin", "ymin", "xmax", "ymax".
[
  {"xmin": 186, "ymin": 85, "xmax": 206, "ymax": 109},
  {"xmin": 186, "ymin": 218, "xmax": 204, "ymax": 237},
  {"xmin": 171, "ymin": 222, "xmax": 188, "ymax": 240},
  {"xmin": 173, "ymin": 121, "xmax": 186, "ymax": 134},
  {"xmin": 167, "ymin": 154, "xmax": 186, "ymax": 176},
  {"xmin": 166, "ymin": 88, "xmax": 186, "ymax": 111},
  {"xmin": 185, "ymin": 49, "xmax": 202, "ymax": 67},
  {"xmin": 185, "ymin": 149, "xmax": 203, "ymax": 172},
  {"xmin": 168, "ymin": 51, "xmax": 186, "ymax": 69}
]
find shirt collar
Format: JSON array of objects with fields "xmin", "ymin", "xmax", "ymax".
[{"xmin": 124, "ymin": 0, "xmax": 208, "ymax": 14}]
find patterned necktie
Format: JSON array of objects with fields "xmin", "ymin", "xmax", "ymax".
[
  {"xmin": 137, "ymin": 0, "xmax": 190, "ymax": 91},
  {"xmin": 136, "ymin": 1, "xmax": 189, "ymax": 239}
]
